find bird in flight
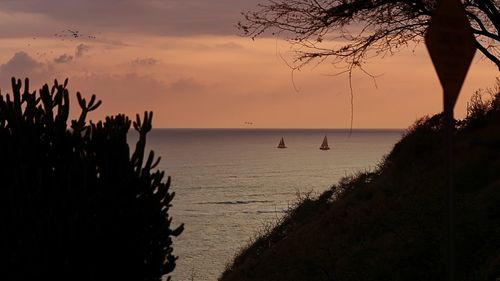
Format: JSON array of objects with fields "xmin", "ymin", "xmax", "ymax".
[{"xmin": 54, "ymin": 29, "xmax": 97, "ymax": 40}]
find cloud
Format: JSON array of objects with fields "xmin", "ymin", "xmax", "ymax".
[
  {"xmin": 70, "ymin": 72, "xmax": 168, "ymax": 108},
  {"xmin": 167, "ymin": 77, "xmax": 204, "ymax": 95},
  {"xmin": 75, "ymin": 43, "xmax": 91, "ymax": 58},
  {"xmin": 0, "ymin": 11, "xmax": 61, "ymax": 39},
  {"xmin": 131, "ymin": 57, "xmax": 158, "ymax": 66},
  {"xmin": 0, "ymin": 0, "xmax": 263, "ymax": 37},
  {"xmin": 1, "ymin": 51, "xmax": 42, "ymax": 73},
  {"xmin": 0, "ymin": 51, "xmax": 51, "ymax": 86},
  {"xmin": 54, "ymin": 53, "xmax": 73, "ymax": 63},
  {"xmin": 67, "ymin": 72, "xmax": 175, "ymax": 123}
]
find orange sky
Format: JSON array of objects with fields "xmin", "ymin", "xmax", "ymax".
[{"xmin": 0, "ymin": 1, "xmax": 498, "ymax": 129}]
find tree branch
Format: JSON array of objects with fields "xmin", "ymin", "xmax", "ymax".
[
  {"xmin": 239, "ymin": 0, "xmax": 499, "ymax": 70},
  {"xmin": 476, "ymin": 40, "xmax": 500, "ymax": 70}
]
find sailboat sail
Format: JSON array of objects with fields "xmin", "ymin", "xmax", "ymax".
[
  {"xmin": 277, "ymin": 137, "xmax": 286, "ymax": 149},
  {"xmin": 320, "ymin": 135, "xmax": 330, "ymax": 150}
]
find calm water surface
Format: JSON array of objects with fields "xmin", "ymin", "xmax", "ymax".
[{"xmin": 136, "ymin": 129, "xmax": 403, "ymax": 281}]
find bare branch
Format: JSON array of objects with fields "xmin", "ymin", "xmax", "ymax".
[{"xmin": 239, "ymin": 0, "xmax": 500, "ymax": 70}]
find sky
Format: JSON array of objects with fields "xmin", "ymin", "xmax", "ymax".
[{"xmin": 0, "ymin": 0, "xmax": 498, "ymax": 128}]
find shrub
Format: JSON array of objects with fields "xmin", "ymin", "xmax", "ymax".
[
  {"xmin": 461, "ymin": 79, "xmax": 500, "ymax": 131},
  {"xmin": 0, "ymin": 78, "xmax": 183, "ymax": 281},
  {"xmin": 464, "ymin": 90, "xmax": 489, "ymax": 129}
]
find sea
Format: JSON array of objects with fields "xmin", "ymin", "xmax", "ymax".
[{"xmin": 134, "ymin": 129, "xmax": 404, "ymax": 281}]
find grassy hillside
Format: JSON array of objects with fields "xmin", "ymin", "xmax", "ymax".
[{"xmin": 220, "ymin": 86, "xmax": 500, "ymax": 281}]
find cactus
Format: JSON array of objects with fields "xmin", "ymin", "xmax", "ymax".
[{"xmin": 0, "ymin": 77, "xmax": 183, "ymax": 281}]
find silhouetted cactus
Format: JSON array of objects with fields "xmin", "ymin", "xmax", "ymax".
[{"xmin": 0, "ymin": 77, "xmax": 183, "ymax": 281}]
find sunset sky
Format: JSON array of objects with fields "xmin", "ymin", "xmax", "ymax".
[{"xmin": 0, "ymin": 0, "xmax": 497, "ymax": 128}]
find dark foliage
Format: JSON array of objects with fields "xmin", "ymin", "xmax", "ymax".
[
  {"xmin": 0, "ymin": 78, "xmax": 183, "ymax": 281},
  {"xmin": 460, "ymin": 79, "xmax": 500, "ymax": 131}
]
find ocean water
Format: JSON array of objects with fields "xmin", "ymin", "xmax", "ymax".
[{"xmin": 137, "ymin": 129, "xmax": 403, "ymax": 281}]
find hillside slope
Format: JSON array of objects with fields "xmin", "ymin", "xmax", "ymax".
[{"xmin": 220, "ymin": 90, "xmax": 500, "ymax": 281}]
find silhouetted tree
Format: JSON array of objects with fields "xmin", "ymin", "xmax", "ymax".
[
  {"xmin": 0, "ymin": 78, "xmax": 183, "ymax": 281},
  {"xmin": 239, "ymin": 0, "xmax": 500, "ymax": 70}
]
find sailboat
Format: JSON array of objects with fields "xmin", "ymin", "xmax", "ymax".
[
  {"xmin": 277, "ymin": 137, "xmax": 287, "ymax": 149},
  {"xmin": 319, "ymin": 135, "xmax": 330, "ymax": 150}
]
